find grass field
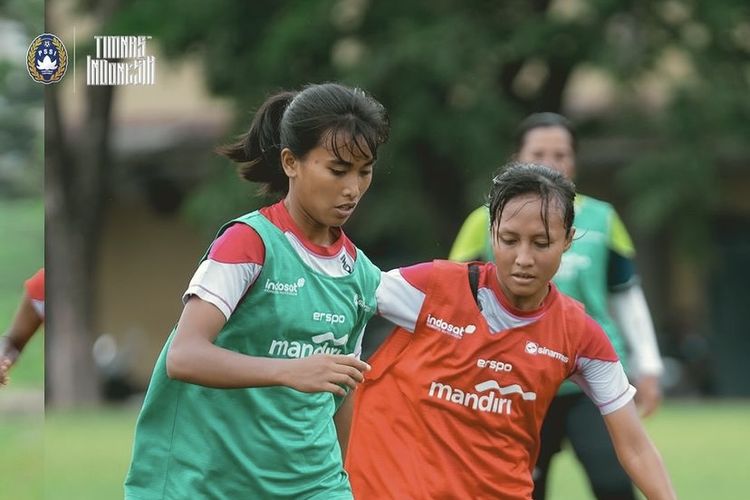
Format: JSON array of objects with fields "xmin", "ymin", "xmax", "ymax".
[
  {"xmin": 2, "ymin": 197, "xmax": 749, "ymax": 499},
  {"xmin": 548, "ymin": 401, "xmax": 750, "ymax": 499},
  {"xmin": 0, "ymin": 414, "xmax": 44, "ymax": 499},
  {"xmin": 33, "ymin": 400, "xmax": 750, "ymax": 499}
]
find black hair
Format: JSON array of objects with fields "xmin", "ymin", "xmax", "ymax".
[
  {"xmin": 488, "ymin": 162, "xmax": 576, "ymax": 240},
  {"xmin": 514, "ymin": 112, "xmax": 577, "ymax": 153},
  {"xmin": 217, "ymin": 82, "xmax": 390, "ymax": 195}
]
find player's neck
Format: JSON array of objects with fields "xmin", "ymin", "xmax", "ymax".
[{"xmin": 283, "ymin": 197, "xmax": 337, "ymax": 246}]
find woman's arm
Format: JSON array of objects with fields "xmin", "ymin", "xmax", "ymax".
[
  {"xmin": 603, "ymin": 401, "xmax": 676, "ymax": 499},
  {"xmin": 166, "ymin": 296, "xmax": 370, "ymax": 396},
  {"xmin": 334, "ymin": 389, "xmax": 356, "ymax": 461},
  {"xmin": 609, "ymin": 284, "xmax": 664, "ymax": 417},
  {"xmin": 0, "ymin": 293, "xmax": 43, "ymax": 385}
]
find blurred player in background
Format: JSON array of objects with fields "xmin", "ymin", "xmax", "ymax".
[{"xmin": 0, "ymin": 268, "xmax": 44, "ymax": 386}]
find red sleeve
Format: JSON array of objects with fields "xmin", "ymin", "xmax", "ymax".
[
  {"xmin": 577, "ymin": 315, "xmax": 619, "ymax": 362},
  {"xmin": 24, "ymin": 268, "xmax": 45, "ymax": 301},
  {"xmin": 208, "ymin": 224, "xmax": 265, "ymax": 265},
  {"xmin": 398, "ymin": 262, "xmax": 434, "ymax": 294}
]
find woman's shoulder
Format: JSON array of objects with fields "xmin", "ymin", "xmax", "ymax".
[
  {"xmin": 209, "ymin": 223, "xmax": 265, "ymax": 266},
  {"xmin": 382, "ymin": 260, "xmax": 472, "ymax": 295},
  {"xmin": 25, "ymin": 268, "xmax": 45, "ymax": 301},
  {"xmin": 553, "ymin": 288, "xmax": 609, "ymax": 338},
  {"xmin": 577, "ymin": 193, "xmax": 616, "ymax": 216}
]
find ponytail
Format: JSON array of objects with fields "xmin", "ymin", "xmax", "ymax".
[
  {"xmin": 217, "ymin": 91, "xmax": 297, "ymax": 195},
  {"xmin": 218, "ymin": 82, "xmax": 390, "ymax": 197}
]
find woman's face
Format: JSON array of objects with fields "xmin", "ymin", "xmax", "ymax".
[
  {"xmin": 491, "ymin": 193, "xmax": 572, "ymax": 311},
  {"xmin": 517, "ymin": 126, "xmax": 576, "ymax": 180},
  {"xmin": 282, "ymin": 133, "xmax": 374, "ymax": 231}
]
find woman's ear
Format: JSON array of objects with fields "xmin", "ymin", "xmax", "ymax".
[
  {"xmin": 280, "ymin": 148, "xmax": 297, "ymax": 178},
  {"xmin": 564, "ymin": 227, "xmax": 576, "ymax": 252}
]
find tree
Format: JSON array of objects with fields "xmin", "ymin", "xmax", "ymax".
[
  {"xmin": 110, "ymin": 0, "xmax": 749, "ymax": 260},
  {"xmin": 45, "ymin": 0, "xmax": 122, "ymax": 406},
  {"xmin": 50, "ymin": 0, "xmax": 746, "ymax": 396},
  {"xmin": 0, "ymin": 0, "xmax": 44, "ymax": 196}
]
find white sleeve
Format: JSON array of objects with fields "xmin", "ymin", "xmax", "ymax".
[
  {"xmin": 375, "ymin": 269, "xmax": 425, "ymax": 333},
  {"xmin": 183, "ymin": 260, "xmax": 262, "ymax": 320},
  {"xmin": 569, "ymin": 358, "xmax": 636, "ymax": 415},
  {"xmin": 609, "ymin": 283, "xmax": 664, "ymax": 378}
]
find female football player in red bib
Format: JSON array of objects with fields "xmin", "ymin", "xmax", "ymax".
[{"xmin": 345, "ymin": 164, "xmax": 675, "ymax": 499}]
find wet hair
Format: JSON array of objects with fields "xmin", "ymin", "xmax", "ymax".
[
  {"xmin": 514, "ymin": 112, "xmax": 577, "ymax": 153},
  {"xmin": 488, "ymin": 162, "xmax": 576, "ymax": 240},
  {"xmin": 217, "ymin": 82, "xmax": 390, "ymax": 195}
]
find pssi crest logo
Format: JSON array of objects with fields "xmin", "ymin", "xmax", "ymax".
[{"xmin": 27, "ymin": 33, "xmax": 68, "ymax": 84}]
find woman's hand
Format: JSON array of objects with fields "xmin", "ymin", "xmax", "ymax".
[
  {"xmin": 635, "ymin": 375, "xmax": 662, "ymax": 418},
  {"xmin": 284, "ymin": 354, "xmax": 371, "ymax": 396},
  {"xmin": 0, "ymin": 338, "xmax": 20, "ymax": 387},
  {"xmin": 0, "ymin": 357, "xmax": 11, "ymax": 386}
]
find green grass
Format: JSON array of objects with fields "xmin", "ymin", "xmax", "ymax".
[
  {"xmin": 548, "ymin": 401, "xmax": 750, "ymax": 499},
  {"xmin": 44, "ymin": 407, "xmax": 139, "ymax": 500},
  {"xmin": 0, "ymin": 413, "xmax": 44, "ymax": 500},
  {"xmin": 0, "ymin": 197, "xmax": 44, "ymax": 388},
  {"xmin": 39, "ymin": 400, "xmax": 750, "ymax": 499}
]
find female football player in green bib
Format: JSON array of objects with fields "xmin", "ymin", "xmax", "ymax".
[
  {"xmin": 125, "ymin": 82, "xmax": 389, "ymax": 499},
  {"xmin": 449, "ymin": 113, "xmax": 664, "ymax": 500}
]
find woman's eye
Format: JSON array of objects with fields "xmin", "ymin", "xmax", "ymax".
[
  {"xmin": 330, "ymin": 169, "xmax": 347, "ymax": 176},
  {"xmin": 534, "ymin": 241, "xmax": 550, "ymax": 248}
]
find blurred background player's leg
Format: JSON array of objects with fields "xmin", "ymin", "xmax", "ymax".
[
  {"xmin": 532, "ymin": 394, "xmax": 578, "ymax": 500},
  {"xmin": 566, "ymin": 393, "xmax": 636, "ymax": 500}
]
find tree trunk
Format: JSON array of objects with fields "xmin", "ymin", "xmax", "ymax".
[{"xmin": 45, "ymin": 83, "xmax": 114, "ymax": 407}]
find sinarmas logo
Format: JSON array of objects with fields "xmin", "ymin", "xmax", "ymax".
[
  {"xmin": 525, "ymin": 340, "xmax": 569, "ymax": 363},
  {"xmin": 27, "ymin": 33, "xmax": 68, "ymax": 84}
]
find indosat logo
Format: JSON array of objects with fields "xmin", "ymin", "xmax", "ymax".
[
  {"xmin": 264, "ymin": 277, "xmax": 305, "ymax": 296},
  {"xmin": 425, "ymin": 313, "xmax": 476, "ymax": 339},
  {"xmin": 268, "ymin": 332, "xmax": 349, "ymax": 358}
]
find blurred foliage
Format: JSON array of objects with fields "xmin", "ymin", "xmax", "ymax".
[
  {"xmin": 181, "ymin": 158, "xmax": 274, "ymax": 243},
  {"xmin": 109, "ymin": 0, "xmax": 750, "ymax": 263},
  {"xmin": 0, "ymin": 0, "xmax": 44, "ymax": 197}
]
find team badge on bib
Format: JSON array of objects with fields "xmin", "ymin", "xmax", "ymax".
[{"xmin": 27, "ymin": 33, "xmax": 68, "ymax": 84}]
